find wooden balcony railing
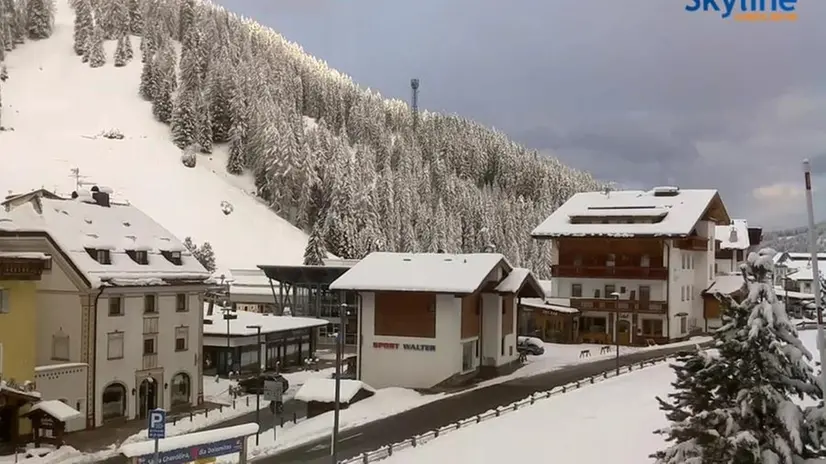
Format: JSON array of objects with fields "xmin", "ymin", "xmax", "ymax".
[
  {"xmin": 0, "ymin": 259, "xmax": 46, "ymax": 280},
  {"xmin": 569, "ymin": 298, "xmax": 668, "ymax": 314},
  {"xmin": 551, "ymin": 265, "xmax": 668, "ymax": 280},
  {"xmin": 674, "ymin": 236, "xmax": 708, "ymax": 251},
  {"xmin": 142, "ymin": 353, "xmax": 158, "ymax": 370}
]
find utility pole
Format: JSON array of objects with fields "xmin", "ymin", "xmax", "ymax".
[
  {"xmin": 331, "ymin": 302, "xmax": 350, "ymax": 463},
  {"xmin": 247, "ymin": 324, "xmax": 262, "ymax": 446},
  {"xmin": 803, "ymin": 159, "xmax": 826, "ymax": 393}
]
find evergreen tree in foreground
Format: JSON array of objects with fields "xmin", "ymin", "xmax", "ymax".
[
  {"xmin": 114, "ymin": 33, "xmax": 132, "ymax": 67},
  {"xmin": 303, "ymin": 223, "xmax": 326, "ymax": 265},
  {"xmin": 653, "ymin": 248, "xmax": 826, "ymax": 464}
]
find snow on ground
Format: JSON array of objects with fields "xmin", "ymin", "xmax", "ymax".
[
  {"xmin": 0, "ymin": 0, "xmax": 309, "ymax": 272},
  {"xmin": 473, "ymin": 335, "xmax": 711, "ymax": 390},
  {"xmin": 120, "ymin": 368, "xmax": 337, "ymax": 446},
  {"xmin": 381, "ymin": 362, "xmax": 675, "ymax": 464},
  {"xmin": 0, "ymin": 445, "xmax": 84, "ymax": 464},
  {"xmin": 218, "ymin": 387, "xmax": 446, "ymax": 462}
]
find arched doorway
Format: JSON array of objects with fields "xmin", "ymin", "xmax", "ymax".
[
  {"xmin": 101, "ymin": 383, "xmax": 127, "ymax": 422},
  {"xmin": 170, "ymin": 373, "xmax": 191, "ymax": 409},
  {"xmin": 138, "ymin": 378, "xmax": 158, "ymax": 420},
  {"xmin": 616, "ymin": 319, "xmax": 631, "ymax": 345}
]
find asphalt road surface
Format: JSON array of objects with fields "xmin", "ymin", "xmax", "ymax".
[{"xmin": 254, "ymin": 343, "xmax": 703, "ymax": 464}]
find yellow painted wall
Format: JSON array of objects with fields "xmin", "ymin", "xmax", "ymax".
[{"xmin": 0, "ymin": 280, "xmax": 38, "ymax": 435}]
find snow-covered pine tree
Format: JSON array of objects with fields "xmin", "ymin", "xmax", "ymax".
[
  {"xmin": 25, "ymin": 0, "xmax": 54, "ymax": 39},
  {"xmin": 193, "ymin": 242, "xmax": 216, "ymax": 272},
  {"xmin": 151, "ymin": 41, "xmax": 176, "ymax": 123},
  {"xmin": 0, "ymin": 64, "xmax": 6, "ymax": 82},
  {"xmin": 0, "ymin": 82, "xmax": 3, "ymax": 127},
  {"xmin": 653, "ymin": 248, "xmax": 826, "ymax": 464},
  {"xmin": 182, "ymin": 236, "xmax": 196, "ymax": 253},
  {"xmin": 87, "ymin": 23, "xmax": 106, "ymax": 68},
  {"xmin": 114, "ymin": 33, "xmax": 132, "ymax": 67},
  {"xmin": 170, "ymin": 89, "xmax": 199, "ymax": 148},
  {"xmin": 105, "ymin": 0, "xmax": 129, "ymax": 40},
  {"xmin": 72, "ymin": 0, "xmax": 93, "ymax": 56},
  {"xmin": 303, "ymin": 223, "xmax": 326, "ymax": 265},
  {"xmin": 138, "ymin": 53, "xmax": 158, "ymax": 100},
  {"xmin": 196, "ymin": 93, "xmax": 213, "ymax": 154},
  {"xmin": 126, "ymin": 0, "xmax": 142, "ymax": 34},
  {"xmin": 177, "ymin": 0, "xmax": 196, "ymax": 42},
  {"xmin": 226, "ymin": 121, "xmax": 246, "ymax": 175}
]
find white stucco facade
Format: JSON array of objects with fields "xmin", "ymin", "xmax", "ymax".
[
  {"xmin": 357, "ymin": 291, "xmax": 518, "ymax": 390},
  {"xmin": 34, "ymin": 363, "xmax": 88, "ymax": 432},
  {"xmin": 95, "ymin": 290, "xmax": 203, "ymax": 427}
]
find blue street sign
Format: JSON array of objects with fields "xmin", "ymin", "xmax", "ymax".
[
  {"xmin": 148, "ymin": 409, "xmax": 166, "ymax": 440},
  {"xmin": 135, "ymin": 437, "xmax": 245, "ymax": 464}
]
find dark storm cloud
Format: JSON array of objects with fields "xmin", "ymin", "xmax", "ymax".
[{"xmin": 219, "ymin": 0, "xmax": 826, "ymax": 228}]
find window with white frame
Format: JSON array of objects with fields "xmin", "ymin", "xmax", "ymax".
[
  {"xmin": 681, "ymin": 286, "xmax": 685, "ymax": 301},
  {"xmin": 175, "ymin": 294, "xmax": 188, "ymax": 312},
  {"xmin": 108, "ymin": 296, "xmax": 123, "ymax": 316},
  {"xmin": 52, "ymin": 331, "xmax": 70, "ymax": 361},
  {"xmin": 680, "ymin": 316, "xmax": 687, "ymax": 334},
  {"xmin": 107, "ymin": 332, "xmax": 124, "ymax": 360},
  {"xmin": 175, "ymin": 326, "xmax": 189, "ymax": 352}
]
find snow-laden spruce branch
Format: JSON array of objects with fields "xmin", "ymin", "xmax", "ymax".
[{"xmin": 653, "ymin": 248, "xmax": 826, "ymax": 464}]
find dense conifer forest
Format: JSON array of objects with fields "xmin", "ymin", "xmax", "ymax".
[{"xmin": 0, "ymin": 0, "xmax": 603, "ymax": 277}]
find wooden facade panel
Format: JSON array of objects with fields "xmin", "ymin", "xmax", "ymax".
[
  {"xmin": 557, "ymin": 238, "xmax": 664, "ymax": 269},
  {"xmin": 551, "ymin": 265, "xmax": 667, "ymax": 280},
  {"xmin": 461, "ymin": 293, "xmax": 480, "ymax": 339},
  {"xmin": 502, "ymin": 295, "xmax": 514, "ymax": 335},
  {"xmin": 374, "ymin": 292, "xmax": 436, "ymax": 338},
  {"xmin": 704, "ymin": 296, "xmax": 721, "ymax": 319}
]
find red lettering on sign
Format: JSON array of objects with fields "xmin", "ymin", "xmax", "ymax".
[{"xmin": 372, "ymin": 342, "xmax": 399, "ymax": 349}]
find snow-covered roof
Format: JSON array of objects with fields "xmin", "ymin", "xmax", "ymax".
[
  {"xmin": 202, "ymin": 305, "xmax": 327, "ymax": 337},
  {"xmin": 120, "ymin": 423, "xmax": 259, "ymax": 457},
  {"xmin": 531, "ymin": 188, "xmax": 729, "ymax": 238},
  {"xmin": 0, "ymin": 252, "xmax": 50, "ymax": 260},
  {"xmin": 1, "ymin": 193, "xmax": 210, "ymax": 288},
  {"xmin": 329, "ymin": 252, "xmax": 508, "ymax": 294},
  {"xmin": 228, "ymin": 268, "xmax": 279, "ymax": 296},
  {"xmin": 538, "ymin": 279, "xmax": 552, "ymax": 296},
  {"xmin": 294, "ymin": 378, "xmax": 374, "ymax": 404},
  {"xmin": 321, "ymin": 258, "xmax": 360, "ymax": 268},
  {"xmin": 519, "ymin": 298, "xmax": 579, "ymax": 314},
  {"xmin": 775, "ymin": 286, "xmax": 815, "ymax": 300},
  {"xmin": 494, "ymin": 268, "xmax": 545, "ymax": 297},
  {"xmin": 715, "ymin": 219, "xmax": 750, "ymax": 250},
  {"xmin": 704, "ymin": 275, "xmax": 746, "ymax": 296},
  {"xmin": 788, "ymin": 268, "xmax": 817, "ymax": 282},
  {"xmin": 28, "ymin": 400, "xmax": 82, "ymax": 422},
  {"xmin": 0, "ymin": 380, "xmax": 40, "ymax": 400}
]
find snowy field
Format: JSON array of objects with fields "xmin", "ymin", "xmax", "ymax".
[
  {"xmin": 376, "ymin": 329, "xmax": 822, "ymax": 464},
  {"xmin": 0, "ymin": 0, "xmax": 310, "ymax": 273}
]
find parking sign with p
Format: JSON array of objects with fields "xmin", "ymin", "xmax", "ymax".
[{"xmin": 148, "ymin": 408, "xmax": 166, "ymax": 439}]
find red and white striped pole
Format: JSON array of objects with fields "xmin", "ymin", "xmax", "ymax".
[{"xmin": 803, "ymin": 160, "xmax": 826, "ymax": 392}]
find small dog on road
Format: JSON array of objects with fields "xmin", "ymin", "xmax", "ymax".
[
  {"xmin": 600, "ymin": 346, "xmax": 612, "ymax": 355},
  {"xmin": 579, "ymin": 349, "xmax": 591, "ymax": 358}
]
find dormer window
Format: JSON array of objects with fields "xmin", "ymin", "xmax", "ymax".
[
  {"xmin": 86, "ymin": 248, "xmax": 111, "ymax": 265},
  {"xmin": 126, "ymin": 250, "xmax": 149, "ymax": 265},
  {"xmin": 161, "ymin": 250, "xmax": 183, "ymax": 266}
]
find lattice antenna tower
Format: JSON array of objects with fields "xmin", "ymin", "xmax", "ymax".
[
  {"xmin": 410, "ymin": 78, "xmax": 420, "ymax": 129},
  {"xmin": 69, "ymin": 168, "xmax": 93, "ymax": 191}
]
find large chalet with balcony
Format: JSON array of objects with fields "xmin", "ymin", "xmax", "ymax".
[{"xmin": 531, "ymin": 186, "xmax": 731, "ymax": 346}]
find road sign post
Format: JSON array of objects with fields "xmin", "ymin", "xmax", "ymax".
[
  {"xmin": 147, "ymin": 409, "xmax": 166, "ymax": 464},
  {"xmin": 264, "ymin": 381, "xmax": 283, "ymax": 442}
]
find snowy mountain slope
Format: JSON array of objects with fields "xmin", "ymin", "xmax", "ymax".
[
  {"xmin": 0, "ymin": 0, "xmax": 310, "ymax": 272},
  {"xmin": 762, "ymin": 224, "xmax": 826, "ymax": 253}
]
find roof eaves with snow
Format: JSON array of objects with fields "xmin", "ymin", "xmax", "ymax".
[
  {"xmin": 703, "ymin": 275, "xmax": 746, "ymax": 297},
  {"xmin": 202, "ymin": 306, "xmax": 328, "ymax": 336},
  {"xmin": 494, "ymin": 268, "xmax": 546, "ymax": 298},
  {"xmin": 2, "ymin": 193, "xmax": 211, "ymax": 288},
  {"xmin": 519, "ymin": 297, "xmax": 579, "ymax": 314},
  {"xmin": 716, "ymin": 219, "xmax": 750, "ymax": 250},
  {"xmin": 329, "ymin": 252, "xmax": 509, "ymax": 294},
  {"xmin": 531, "ymin": 188, "xmax": 729, "ymax": 238}
]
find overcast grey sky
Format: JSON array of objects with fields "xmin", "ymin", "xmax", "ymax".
[{"xmin": 219, "ymin": 0, "xmax": 826, "ymax": 230}]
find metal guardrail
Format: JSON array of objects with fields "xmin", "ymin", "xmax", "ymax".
[{"xmin": 339, "ymin": 355, "xmax": 673, "ymax": 464}]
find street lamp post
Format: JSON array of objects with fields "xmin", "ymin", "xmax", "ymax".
[
  {"xmin": 247, "ymin": 324, "xmax": 262, "ymax": 446},
  {"xmin": 332, "ymin": 301, "xmax": 351, "ymax": 463},
  {"xmin": 222, "ymin": 307, "xmax": 237, "ymax": 377},
  {"xmin": 610, "ymin": 292, "xmax": 621, "ymax": 376}
]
